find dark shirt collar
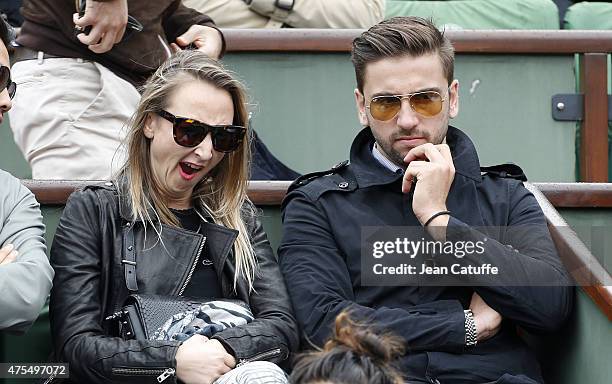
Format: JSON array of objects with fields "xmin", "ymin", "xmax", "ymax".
[{"xmin": 349, "ymin": 126, "xmax": 482, "ymax": 188}]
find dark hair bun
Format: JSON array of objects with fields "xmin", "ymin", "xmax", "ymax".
[
  {"xmin": 326, "ymin": 311, "xmax": 405, "ymax": 362},
  {"xmin": 289, "ymin": 311, "xmax": 405, "ymax": 384}
]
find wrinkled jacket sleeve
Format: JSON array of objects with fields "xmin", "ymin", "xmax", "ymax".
[
  {"xmin": 279, "ymin": 192, "xmax": 466, "ymax": 353},
  {"xmin": 287, "ymin": 0, "xmax": 384, "ymax": 28},
  {"xmin": 445, "ymin": 182, "xmax": 573, "ymax": 333},
  {"xmin": 213, "ymin": 207, "xmax": 299, "ymax": 363},
  {"xmin": 163, "ymin": 0, "xmax": 226, "ymax": 56},
  {"xmin": 0, "ymin": 172, "xmax": 53, "ymax": 333},
  {"xmin": 50, "ymin": 189, "xmax": 181, "ymax": 383},
  {"xmin": 247, "ymin": 0, "xmax": 385, "ymax": 28}
]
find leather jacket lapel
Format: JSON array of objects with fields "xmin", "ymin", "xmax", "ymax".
[
  {"xmin": 129, "ymin": 223, "xmax": 204, "ymax": 295},
  {"xmin": 201, "ymin": 222, "xmax": 238, "ymax": 294}
]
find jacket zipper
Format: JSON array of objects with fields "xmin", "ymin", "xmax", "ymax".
[
  {"xmin": 178, "ymin": 236, "xmax": 206, "ymax": 295},
  {"xmin": 104, "ymin": 309, "xmax": 127, "ymax": 322},
  {"xmin": 236, "ymin": 348, "xmax": 283, "ymax": 367},
  {"xmin": 112, "ymin": 367, "xmax": 175, "ymax": 382}
]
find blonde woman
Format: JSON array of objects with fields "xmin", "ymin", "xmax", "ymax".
[{"xmin": 50, "ymin": 50, "xmax": 297, "ymax": 384}]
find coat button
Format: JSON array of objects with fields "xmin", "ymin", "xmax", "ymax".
[
  {"xmin": 338, "ymin": 182, "xmax": 349, "ymax": 188},
  {"xmin": 127, "ymin": 246, "xmax": 133, "ymax": 251}
]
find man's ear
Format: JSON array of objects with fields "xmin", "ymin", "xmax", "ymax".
[
  {"xmin": 449, "ymin": 79, "xmax": 459, "ymax": 119},
  {"xmin": 143, "ymin": 113, "xmax": 155, "ymax": 139},
  {"xmin": 354, "ymin": 88, "xmax": 368, "ymax": 126}
]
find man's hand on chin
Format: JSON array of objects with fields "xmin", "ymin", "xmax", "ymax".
[{"xmin": 402, "ymin": 143, "xmax": 455, "ymax": 239}]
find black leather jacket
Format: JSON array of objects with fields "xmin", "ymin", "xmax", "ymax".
[{"xmin": 50, "ymin": 182, "xmax": 298, "ymax": 383}]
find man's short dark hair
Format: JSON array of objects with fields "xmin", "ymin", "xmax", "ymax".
[{"xmin": 351, "ymin": 16, "xmax": 455, "ymax": 93}]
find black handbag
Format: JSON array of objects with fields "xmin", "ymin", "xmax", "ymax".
[
  {"xmin": 108, "ymin": 227, "xmax": 253, "ymax": 342},
  {"xmin": 106, "ymin": 294, "xmax": 253, "ymax": 341}
]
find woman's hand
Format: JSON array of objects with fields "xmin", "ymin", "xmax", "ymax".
[
  {"xmin": 176, "ymin": 335, "xmax": 236, "ymax": 384},
  {"xmin": 0, "ymin": 244, "xmax": 18, "ymax": 266}
]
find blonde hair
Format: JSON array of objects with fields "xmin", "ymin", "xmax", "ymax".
[{"xmin": 116, "ymin": 50, "xmax": 256, "ymax": 290}]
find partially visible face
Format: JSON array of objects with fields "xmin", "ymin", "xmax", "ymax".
[
  {"xmin": 355, "ymin": 53, "xmax": 459, "ymax": 167},
  {"xmin": 0, "ymin": 40, "xmax": 12, "ymax": 122},
  {"xmin": 144, "ymin": 79, "xmax": 233, "ymax": 209}
]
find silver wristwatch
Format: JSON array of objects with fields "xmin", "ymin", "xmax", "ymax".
[{"xmin": 464, "ymin": 309, "xmax": 478, "ymax": 347}]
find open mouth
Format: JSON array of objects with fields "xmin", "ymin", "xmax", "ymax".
[{"xmin": 178, "ymin": 162, "xmax": 203, "ymax": 180}]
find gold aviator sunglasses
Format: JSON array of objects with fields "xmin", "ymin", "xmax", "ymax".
[{"xmin": 367, "ymin": 89, "xmax": 449, "ymax": 121}]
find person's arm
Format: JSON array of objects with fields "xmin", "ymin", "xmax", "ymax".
[
  {"xmin": 247, "ymin": 0, "xmax": 385, "ymax": 28},
  {"xmin": 442, "ymin": 183, "xmax": 573, "ymax": 333},
  {"xmin": 0, "ymin": 173, "xmax": 53, "ymax": 333},
  {"xmin": 279, "ymin": 193, "xmax": 466, "ymax": 353},
  {"xmin": 402, "ymin": 143, "xmax": 572, "ymax": 334},
  {"xmin": 50, "ymin": 189, "xmax": 182, "ymax": 383},
  {"xmin": 163, "ymin": 0, "xmax": 225, "ymax": 59},
  {"xmin": 212, "ymin": 206, "xmax": 299, "ymax": 363}
]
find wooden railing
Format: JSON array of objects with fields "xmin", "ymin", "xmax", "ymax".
[
  {"xmin": 22, "ymin": 180, "xmax": 612, "ymax": 320},
  {"xmin": 223, "ymin": 29, "xmax": 612, "ymax": 54},
  {"xmin": 536, "ymin": 183, "xmax": 612, "ymax": 208},
  {"xmin": 21, "ymin": 180, "xmax": 612, "ymax": 207},
  {"xmin": 526, "ymin": 183, "xmax": 612, "ymax": 321},
  {"xmin": 20, "ymin": 180, "xmax": 293, "ymax": 206},
  {"xmin": 223, "ymin": 29, "xmax": 612, "ymax": 182}
]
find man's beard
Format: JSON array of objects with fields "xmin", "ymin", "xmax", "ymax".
[
  {"xmin": 374, "ymin": 135, "xmax": 409, "ymax": 167},
  {"xmin": 371, "ymin": 128, "xmax": 434, "ymax": 168},
  {"xmin": 368, "ymin": 115, "xmax": 449, "ymax": 168}
]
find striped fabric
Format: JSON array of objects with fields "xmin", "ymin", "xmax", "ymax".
[
  {"xmin": 154, "ymin": 300, "xmax": 254, "ymax": 341},
  {"xmin": 214, "ymin": 361, "xmax": 288, "ymax": 384},
  {"xmin": 372, "ymin": 143, "xmax": 404, "ymax": 173}
]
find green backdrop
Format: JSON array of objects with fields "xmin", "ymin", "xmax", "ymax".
[{"xmin": 0, "ymin": 53, "xmax": 583, "ymax": 182}]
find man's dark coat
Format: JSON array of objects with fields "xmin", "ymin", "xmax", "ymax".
[{"xmin": 279, "ymin": 126, "xmax": 572, "ymax": 383}]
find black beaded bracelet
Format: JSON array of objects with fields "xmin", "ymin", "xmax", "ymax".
[{"xmin": 423, "ymin": 210, "xmax": 451, "ymax": 227}]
